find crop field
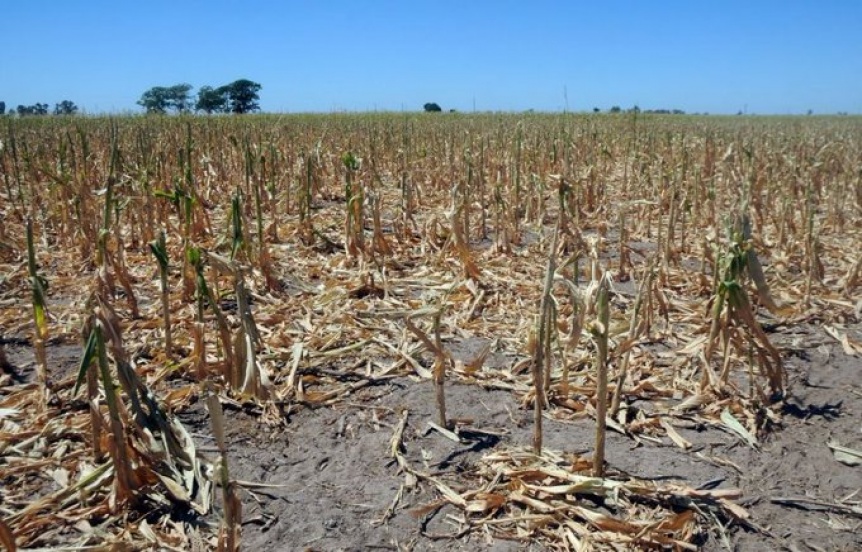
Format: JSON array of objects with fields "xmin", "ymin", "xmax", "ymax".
[{"xmin": 1, "ymin": 113, "xmax": 861, "ymax": 551}]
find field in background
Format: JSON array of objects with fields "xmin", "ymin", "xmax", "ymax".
[{"xmin": 1, "ymin": 113, "xmax": 861, "ymax": 550}]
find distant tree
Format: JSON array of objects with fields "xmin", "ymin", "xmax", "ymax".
[
  {"xmin": 423, "ymin": 102, "xmax": 442, "ymax": 112},
  {"xmin": 0, "ymin": 101, "xmax": 5, "ymax": 115},
  {"xmin": 221, "ymin": 79, "xmax": 262, "ymax": 114},
  {"xmin": 138, "ymin": 86, "xmax": 171, "ymax": 113},
  {"xmin": 449, "ymin": 109, "xmax": 457, "ymax": 113},
  {"xmin": 167, "ymin": 83, "xmax": 193, "ymax": 112},
  {"xmin": 17, "ymin": 103, "xmax": 49, "ymax": 116},
  {"xmin": 138, "ymin": 84, "xmax": 193, "ymax": 114},
  {"xmin": 807, "ymin": 109, "xmax": 813, "ymax": 116},
  {"xmin": 629, "ymin": 105, "xmax": 641, "ymax": 114},
  {"xmin": 609, "ymin": 106, "xmax": 621, "ymax": 113},
  {"xmin": 196, "ymin": 85, "xmax": 228, "ymax": 113},
  {"xmin": 593, "ymin": 107, "xmax": 600, "ymax": 113},
  {"xmin": 53, "ymin": 100, "xmax": 78, "ymax": 115}
]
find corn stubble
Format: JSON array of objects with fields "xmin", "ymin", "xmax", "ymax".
[{"xmin": 1, "ymin": 113, "xmax": 860, "ymax": 550}]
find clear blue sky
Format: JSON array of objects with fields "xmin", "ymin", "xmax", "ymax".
[{"xmin": 1, "ymin": 1, "xmax": 860, "ymax": 114}]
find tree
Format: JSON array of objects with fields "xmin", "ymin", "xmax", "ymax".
[
  {"xmin": 53, "ymin": 100, "xmax": 78, "ymax": 115},
  {"xmin": 137, "ymin": 84, "xmax": 193, "ymax": 114},
  {"xmin": 609, "ymin": 106, "xmax": 621, "ymax": 113},
  {"xmin": 423, "ymin": 102, "xmax": 442, "ymax": 112},
  {"xmin": 17, "ymin": 103, "xmax": 48, "ymax": 116},
  {"xmin": 593, "ymin": 107, "xmax": 600, "ymax": 113},
  {"xmin": 167, "ymin": 84, "xmax": 193, "ymax": 112},
  {"xmin": 138, "ymin": 86, "xmax": 171, "ymax": 113},
  {"xmin": 196, "ymin": 85, "xmax": 228, "ymax": 114},
  {"xmin": 221, "ymin": 79, "xmax": 262, "ymax": 114},
  {"xmin": 0, "ymin": 101, "xmax": 5, "ymax": 115}
]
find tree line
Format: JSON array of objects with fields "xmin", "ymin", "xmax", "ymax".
[
  {"xmin": 0, "ymin": 100, "xmax": 78, "ymax": 116},
  {"xmin": 599, "ymin": 106, "xmax": 686, "ymax": 114},
  {"xmin": 0, "ymin": 79, "xmax": 261, "ymax": 117},
  {"xmin": 137, "ymin": 79, "xmax": 262, "ymax": 114}
]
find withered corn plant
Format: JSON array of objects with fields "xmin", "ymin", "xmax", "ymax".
[
  {"xmin": 590, "ymin": 276, "xmax": 610, "ymax": 476},
  {"xmin": 208, "ymin": 252, "xmax": 271, "ymax": 399},
  {"xmin": 405, "ymin": 306, "xmax": 452, "ymax": 429},
  {"xmin": 206, "ymin": 388, "xmax": 241, "ymax": 552},
  {"xmin": 25, "ymin": 217, "xmax": 49, "ymax": 409},
  {"xmin": 532, "ymin": 228, "xmax": 559, "ymax": 454},
  {"xmin": 610, "ymin": 260, "xmax": 655, "ymax": 418},
  {"xmin": 703, "ymin": 218, "xmax": 785, "ymax": 399},
  {"xmin": 149, "ymin": 230, "xmax": 173, "ymax": 359},
  {"xmin": 77, "ymin": 299, "xmax": 138, "ymax": 506},
  {"xmin": 76, "ymin": 290, "xmax": 212, "ymax": 516},
  {"xmin": 188, "ymin": 246, "xmax": 234, "ymax": 382},
  {"xmin": 342, "ymin": 151, "xmax": 365, "ymax": 258}
]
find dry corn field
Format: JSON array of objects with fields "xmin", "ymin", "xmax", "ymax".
[{"xmin": 1, "ymin": 113, "xmax": 861, "ymax": 551}]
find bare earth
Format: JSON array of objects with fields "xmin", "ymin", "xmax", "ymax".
[{"xmin": 148, "ymin": 322, "xmax": 862, "ymax": 552}]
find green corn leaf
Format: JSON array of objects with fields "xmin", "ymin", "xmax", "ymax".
[
  {"xmin": 26, "ymin": 218, "xmax": 48, "ymax": 334},
  {"xmin": 231, "ymin": 192, "xmax": 243, "ymax": 260},
  {"xmin": 95, "ymin": 326, "xmax": 120, "ymax": 416},
  {"xmin": 186, "ymin": 245, "xmax": 202, "ymax": 268},
  {"xmin": 149, "ymin": 231, "xmax": 169, "ymax": 270},
  {"xmin": 32, "ymin": 297, "xmax": 46, "ymax": 335},
  {"xmin": 74, "ymin": 328, "xmax": 98, "ymax": 396},
  {"xmin": 26, "ymin": 218, "xmax": 38, "ymax": 279}
]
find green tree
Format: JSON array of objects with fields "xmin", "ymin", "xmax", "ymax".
[
  {"xmin": 423, "ymin": 102, "xmax": 442, "ymax": 112},
  {"xmin": 0, "ymin": 101, "xmax": 5, "ymax": 115},
  {"xmin": 53, "ymin": 100, "xmax": 78, "ymax": 115},
  {"xmin": 221, "ymin": 79, "xmax": 262, "ymax": 114},
  {"xmin": 609, "ymin": 106, "xmax": 621, "ymax": 113},
  {"xmin": 17, "ymin": 103, "xmax": 49, "ymax": 116},
  {"xmin": 167, "ymin": 83, "xmax": 194, "ymax": 112},
  {"xmin": 138, "ymin": 86, "xmax": 171, "ymax": 113},
  {"xmin": 138, "ymin": 84, "xmax": 193, "ymax": 114},
  {"xmin": 196, "ymin": 85, "xmax": 228, "ymax": 113}
]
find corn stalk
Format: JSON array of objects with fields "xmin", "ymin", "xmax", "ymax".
[
  {"xmin": 26, "ymin": 217, "xmax": 50, "ymax": 410},
  {"xmin": 532, "ymin": 228, "xmax": 559, "ymax": 454},
  {"xmin": 590, "ymin": 276, "xmax": 610, "ymax": 477},
  {"xmin": 149, "ymin": 230, "xmax": 173, "ymax": 359},
  {"xmin": 206, "ymin": 389, "xmax": 241, "ymax": 552}
]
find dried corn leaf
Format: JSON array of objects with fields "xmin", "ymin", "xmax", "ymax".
[
  {"xmin": 827, "ymin": 440, "xmax": 862, "ymax": 467},
  {"xmin": 720, "ymin": 408, "xmax": 758, "ymax": 449}
]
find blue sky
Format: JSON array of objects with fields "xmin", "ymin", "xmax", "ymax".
[{"xmin": 1, "ymin": 1, "xmax": 860, "ymax": 114}]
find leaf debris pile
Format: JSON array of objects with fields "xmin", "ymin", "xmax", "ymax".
[{"xmin": 408, "ymin": 446, "xmax": 752, "ymax": 550}]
